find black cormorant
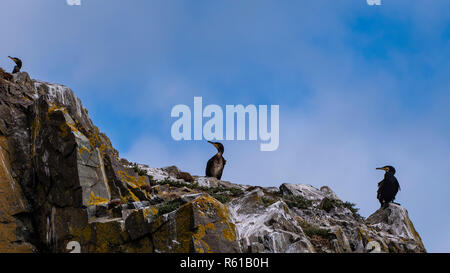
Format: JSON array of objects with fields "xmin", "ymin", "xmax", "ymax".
[
  {"xmin": 376, "ymin": 165, "xmax": 400, "ymax": 208},
  {"xmin": 8, "ymin": 56, "xmax": 22, "ymax": 73},
  {"xmin": 205, "ymin": 141, "xmax": 226, "ymax": 180}
]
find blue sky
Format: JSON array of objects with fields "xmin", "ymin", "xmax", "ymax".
[{"xmin": 1, "ymin": 0, "xmax": 449, "ymax": 252}]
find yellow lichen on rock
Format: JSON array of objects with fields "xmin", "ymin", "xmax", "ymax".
[
  {"xmin": 193, "ymin": 195, "xmax": 230, "ymax": 220},
  {"xmin": 192, "ymin": 223, "xmax": 216, "ymax": 253},
  {"xmin": 222, "ymin": 222, "xmax": 237, "ymax": 242},
  {"xmin": 66, "ymin": 121, "xmax": 81, "ymax": 135},
  {"xmin": 175, "ymin": 195, "xmax": 238, "ymax": 252},
  {"xmin": 87, "ymin": 192, "xmax": 109, "ymax": 206},
  {"xmin": 117, "ymin": 170, "xmax": 147, "ymax": 189},
  {"xmin": 143, "ymin": 206, "xmax": 158, "ymax": 218},
  {"xmin": 0, "ymin": 136, "xmax": 34, "ymax": 252},
  {"xmin": 405, "ymin": 211, "xmax": 425, "ymax": 250},
  {"xmin": 46, "ymin": 104, "xmax": 66, "ymax": 120},
  {"xmin": 59, "ymin": 123, "xmax": 70, "ymax": 138},
  {"xmin": 128, "ymin": 188, "xmax": 140, "ymax": 202},
  {"xmin": 78, "ymin": 146, "xmax": 90, "ymax": 156},
  {"xmin": 86, "ymin": 129, "xmax": 109, "ymax": 157}
]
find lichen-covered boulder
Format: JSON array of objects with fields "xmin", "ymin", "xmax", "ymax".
[
  {"xmin": 280, "ymin": 183, "xmax": 340, "ymax": 204},
  {"xmin": 151, "ymin": 195, "xmax": 241, "ymax": 253},
  {"xmin": 229, "ymin": 188, "xmax": 314, "ymax": 253},
  {"xmin": 283, "ymin": 184, "xmax": 426, "ymax": 253}
]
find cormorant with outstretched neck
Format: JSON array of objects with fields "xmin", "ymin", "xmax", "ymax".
[
  {"xmin": 376, "ymin": 165, "xmax": 400, "ymax": 208},
  {"xmin": 205, "ymin": 141, "xmax": 226, "ymax": 180},
  {"xmin": 8, "ymin": 56, "xmax": 22, "ymax": 73}
]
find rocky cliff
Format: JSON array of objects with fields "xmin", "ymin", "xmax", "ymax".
[{"xmin": 0, "ymin": 69, "xmax": 426, "ymax": 253}]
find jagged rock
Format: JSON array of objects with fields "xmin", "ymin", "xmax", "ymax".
[
  {"xmin": 176, "ymin": 171, "xmax": 194, "ymax": 183},
  {"xmin": 0, "ymin": 135, "xmax": 35, "ymax": 252},
  {"xmin": 229, "ymin": 188, "xmax": 314, "ymax": 253},
  {"xmin": 151, "ymin": 195, "xmax": 241, "ymax": 253},
  {"xmin": 280, "ymin": 183, "xmax": 340, "ymax": 204},
  {"xmin": 0, "ymin": 69, "xmax": 426, "ymax": 253},
  {"xmin": 0, "ymin": 72, "xmax": 38, "ymax": 252},
  {"xmin": 0, "ymin": 68, "xmax": 13, "ymax": 82},
  {"xmin": 124, "ymin": 207, "xmax": 157, "ymax": 240},
  {"xmin": 158, "ymin": 166, "xmax": 194, "ymax": 182},
  {"xmin": 161, "ymin": 165, "xmax": 181, "ymax": 177},
  {"xmin": 196, "ymin": 176, "xmax": 249, "ymax": 191},
  {"xmin": 366, "ymin": 203, "xmax": 426, "ymax": 252}
]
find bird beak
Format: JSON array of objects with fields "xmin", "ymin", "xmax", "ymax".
[
  {"xmin": 207, "ymin": 141, "xmax": 218, "ymax": 148},
  {"xmin": 376, "ymin": 167, "xmax": 387, "ymax": 171},
  {"xmin": 8, "ymin": 56, "xmax": 14, "ymax": 61}
]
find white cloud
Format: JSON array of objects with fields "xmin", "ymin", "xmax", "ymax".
[{"xmin": 67, "ymin": 0, "xmax": 81, "ymax": 6}]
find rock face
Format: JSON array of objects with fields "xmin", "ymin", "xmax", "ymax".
[{"xmin": 0, "ymin": 70, "xmax": 426, "ymax": 253}]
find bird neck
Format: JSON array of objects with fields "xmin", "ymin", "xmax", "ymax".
[
  {"xmin": 216, "ymin": 151, "xmax": 223, "ymax": 157},
  {"xmin": 15, "ymin": 60, "xmax": 22, "ymax": 68}
]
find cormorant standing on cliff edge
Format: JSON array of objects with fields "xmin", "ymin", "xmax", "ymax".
[
  {"xmin": 8, "ymin": 56, "xmax": 22, "ymax": 73},
  {"xmin": 205, "ymin": 141, "xmax": 226, "ymax": 180},
  {"xmin": 376, "ymin": 165, "xmax": 400, "ymax": 209}
]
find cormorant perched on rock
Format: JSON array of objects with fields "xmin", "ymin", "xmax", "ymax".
[
  {"xmin": 8, "ymin": 56, "xmax": 22, "ymax": 73},
  {"xmin": 376, "ymin": 165, "xmax": 400, "ymax": 208},
  {"xmin": 205, "ymin": 141, "xmax": 226, "ymax": 180}
]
